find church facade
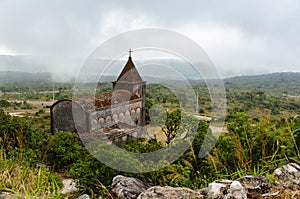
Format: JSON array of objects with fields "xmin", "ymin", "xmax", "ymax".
[{"xmin": 50, "ymin": 54, "xmax": 146, "ymax": 141}]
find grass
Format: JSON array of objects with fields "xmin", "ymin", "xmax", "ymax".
[
  {"xmin": 0, "ymin": 157, "xmax": 66, "ymax": 198},
  {"xmin": 207, "ymin": 113, "xmax": 297, "ymax": 181}
]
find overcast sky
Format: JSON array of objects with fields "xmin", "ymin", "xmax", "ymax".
[{"xmin": 0, "ymin": 0, "xmax": 299, "ymax": 77}]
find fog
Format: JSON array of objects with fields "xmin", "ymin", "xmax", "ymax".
[{"xmin": 0, "ymin": 1, "xmax": 299, "ymax": 79}]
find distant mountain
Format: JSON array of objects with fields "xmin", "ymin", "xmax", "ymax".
[
  {"xmin": 0, "ymin": 55, "xmax": 212, "ymax": 82},
  {"xmin": 0, "ymin": 71, "xmax": 52, "ymax": 82},
  {"xmin": 0, "ymin": 55, "xmax": 300, "ymax": 87},
  {"xmin": 224, "ymin": 72, "xmax": 300, "ymax": 95},
  {"xmin": 225, "ymin": 72, "xmax": 300, "ymax": 85}
]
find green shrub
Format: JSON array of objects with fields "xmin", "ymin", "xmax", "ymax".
[
  {"xmin": 0, "ymin": 109, "xmax": 34, "ymax": 154},
  {"xmin": 0, "ymin": 99, "xmax": 10, "ymax": 107},
  {"xmin": 70, "ymin": 154, "xmax": 119, "ymax": 197},
  {"xmin": 208, "ymin": 112, "xmax": 298, "ymax": 179},
  {"xmin": 43, "ymin": 131, "xmax": 87, "ymax": 171}
]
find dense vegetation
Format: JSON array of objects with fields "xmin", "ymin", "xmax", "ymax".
[{"xmin": 0, "ymin": 72, "xmax": 300, "ymax": 198}]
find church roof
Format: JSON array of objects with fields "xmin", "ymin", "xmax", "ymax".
[
  {"xmin": 69, "ymin": 90, "xmax": 140, "ymax": 112},
  {"xmin": 115, "ymin": 56, "xmax": 143, "ymax": 83},
  {"xmin": 94, "ymin": 90, "xmax": 140, "ymax": 108}
]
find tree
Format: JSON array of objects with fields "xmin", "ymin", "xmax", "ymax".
[
  {"xmin": 0, "ymin": 99, "xmax": 10, "ymax": 107},
  {"xmin": 162, "ymin": 109, "xmax": 181, "ymax": 144}
]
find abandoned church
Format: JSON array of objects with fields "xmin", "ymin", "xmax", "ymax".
[{"xmin": 50, "ymin": 52, "xmax": 146, "ymax": 142}]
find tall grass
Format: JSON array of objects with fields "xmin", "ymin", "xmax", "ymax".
[
  {"xmin": 207, "ymin": 112, "xmax": 298, "ymax": 180},
  {"xmin": 0, "ymin": 152, "xmax": 64, "ymax": 198}
]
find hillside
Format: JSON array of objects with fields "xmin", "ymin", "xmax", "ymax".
[
  {"xmin": 0, "ymin": 71, "xmax": 52, "ymax": 83},
  {"xmin": 224, "ymin": 72, "xmax": 300, "ymax": 95}
]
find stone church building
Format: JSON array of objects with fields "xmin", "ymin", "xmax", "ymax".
[{"xmin": 50, "ymin": 53, "xmax": 146, "ymax": 141}]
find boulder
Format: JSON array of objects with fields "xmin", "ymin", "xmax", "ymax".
[
  {"xmin": 237, "ymin": 175, "xmax": 271, "ymax": 194},
  {"xmin": 110, "ymin": 175, "xmax": 151, "ymax": 199},
  {"xmin": 61, "ymin": 178, "xmax": 78, "ymax": 194},
  {"xmin": 273, "ymin": 163, "xmax": 300, "ymax": 189},
  {"xmin": 137, "ymin": 186, "xmax": 203, "ymax": 199},
  {"xmin": 226, "ymin": 181, "xmax": 247, "ymax": 199},
  {"xmin": 197, "ymin": 187, "xmax": 209, "ymax": 196},
  {"xmin": 207, "ymin": 181, "xmax": 228, "ymax": 198},
  {"xmin": 207, "ymin": 180, "xmax": 247, "ymax": 199}
]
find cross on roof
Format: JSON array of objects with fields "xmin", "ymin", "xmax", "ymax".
[{"xmin": 129, "ymin": 49, "xmax": 132, "ymax": 58}]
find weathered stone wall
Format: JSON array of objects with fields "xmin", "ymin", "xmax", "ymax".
[
  {"xmin": 51, "ymin": 100, "xmax": 76, "ymax": 133},
  {"xmin": 51, "ymin": 98, "xmax": 144, "ymax": 134},
  {"xmin": 88, "ymin": 99, "xmax": 143, "ymax": 132},
  {"xmin": 51, "ymin": 100, "xmax": 88, "ymax": 133}
]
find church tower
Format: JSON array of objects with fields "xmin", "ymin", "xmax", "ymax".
[{"xmin": 112, "ymin": 50, "xmax": 146, "ymax": 126}]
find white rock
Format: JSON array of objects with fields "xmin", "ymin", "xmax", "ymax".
[
  {"xmin": 207, "ymin": 182, "xmax": 227, "ymax": 199},
  {"xmin": 226, "ymin": 181, "xmax": 247, "ymax": 199},
  {"xmin": 208, "ymin": 180, "xmax": 247, "ymax": 199},
  {"xmin": 61, "ymin": 179, "xmax": 78, "ymax": 194},
  {"xmin": 273, "ymin": 163, "xmax": 300, "ymax": 188},
  {"xmin": 137, "ymin": 186, "xmax": 203, "ymax": 199},
  {"xmin": 261, "ymin": 191, "xmax": 280, "ymax": 197},
  {"xmin": 111, "ymin": 175, "xmax": 151, "ymax": 199},
  {"xmin": 237, "ymin": 175, "xmax": 271, "ymax": 194}
]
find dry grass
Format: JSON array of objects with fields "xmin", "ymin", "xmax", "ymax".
[
  {"xmin": 0, "ymin": 158, "xmax": 65, "ymax": 198},
  {"xmin": 207, "ymin": 114, "xmax": 294, "ymax": 179}
]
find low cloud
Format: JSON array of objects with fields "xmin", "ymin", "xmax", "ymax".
[{"xmin": 0, "ymin": 1, "xmax": 299, "ymax": 77}]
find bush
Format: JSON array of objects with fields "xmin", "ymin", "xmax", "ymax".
[
  {"xmin": 208, "ymin": 112, "xmax": 298, "ymax": 179},
  {"xmin": 0, "ymin": 99, "xmax": 10, "ymax": 107},
  {"xmin": 0, "ymin": 109, "xmax": 34, "ymax": 154},
  {"xmin": 42, "ymin": 131, "xmax": 87, "ymax": 171},
  {"xmin": 70, "ymin": 153, "xmax": 120, "ymax": 197}
]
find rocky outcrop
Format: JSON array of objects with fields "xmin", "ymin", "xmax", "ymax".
[
  {"xmin": 3, "ymin": 163, "xmax": 299, "ymax": 199},
  {"xmin": 137, "ymin": 186, "xmax": 203, "ymax": 199},
  {"xmin": 110, "ymin": 175, "xmax": 151, "ymax": 199},
  {"xmin": 273, "ymin": 162, "xmax": 300, "ymax": 189},
  {"xmin": 237, "ymin": 175, "xmax": 271, "ymax": 197},
  {"xmin": 207, "ymin": 180, "xmax": 247, "ymax": 199},
  {"xmin": 108, "ymin": 163, "xmax": 300, "ymax": 199},
  {"xmin": 61, "ymin": 178, "xmax": 78, "ymax": 194}
]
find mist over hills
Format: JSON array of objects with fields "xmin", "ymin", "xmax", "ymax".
[
  {"xmin": 0, "ymin": 55, "xmax": 299, "ymax": 86},
  {"xmin": 0, "ymin": 55, "xmax": 82, "ymax": 82},
  {"xmin": 0, "ymin": 55, "xmax": 211, "ymax": 82},
  {"xmin": 0, "ymin": 71, "xmax": 52, "ymax": 82}
]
